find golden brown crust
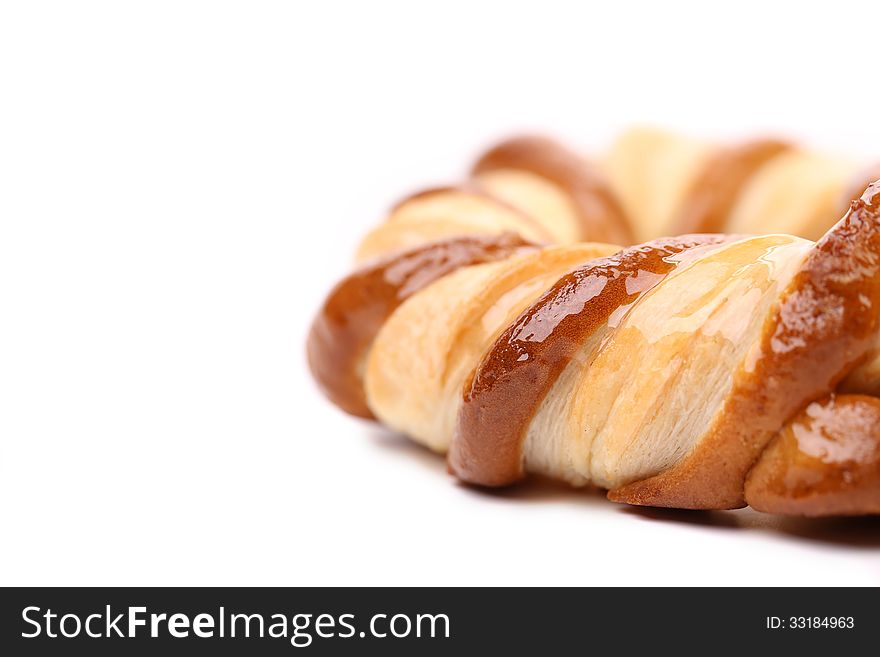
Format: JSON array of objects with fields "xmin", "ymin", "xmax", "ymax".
[
  {"xmin": 450, "ymin": 234, "xmax": 735, "ymax": 487},
  {"xmin": 610, "ymin": 183, "xmax": 880, "ymax": 509},
  {"xmin": 306, "ymin": 234, "xmax": 534, "ymax": 418},
  {"xmin": 472, "ymin": 136, "xmax": 634, "ymax": 245},
  {"xmin": 744, "ymin": 394, "xmax": 880, "ymax": 516},
  {"xmin": 672, "ymin": 139, "xmax": 792, "ymax": 234}
]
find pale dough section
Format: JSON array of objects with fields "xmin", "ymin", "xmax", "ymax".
[
  {"xmin": 356, "ymin": 189, "xmax": 552, "ymax": 264},
  {"xmin": 523, "ymin": 235, "xmax": 813, "ymax": 488},
  {"xmin": 602, "ymin": 126, "xmax": 715, "ymax": 242},
  {"xmin": 473, "ymin": 169, "xmax": 584, "ymax": 244},
  {"xmin": 365, "ymin": 243, "xmax": 620, "ymax": 452}
]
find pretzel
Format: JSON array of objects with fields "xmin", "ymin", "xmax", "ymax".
[{"xmin": 307, "ymin": 133, "xmax": 880, "ymax": 517}]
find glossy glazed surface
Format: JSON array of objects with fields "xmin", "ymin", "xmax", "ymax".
[
  {"xmin": 581, "ymin": 234, "xmax": 811, "ymax": 489},
  {"xmin": 307, "ymin": 234, "xmax": 534, "ymax": 417},
  {"xmin": 450, "ymin": 234, "xmax": 735, "ymax": 486},
  {"xmin": 363, "ymin": 242, "xmax": 621, "ymax": 451},
  {"xmin": 611, "ymin": 181, "xmax": 880, "ymax": 508},
  {"xmin": 745, "ymin": 394, "xmax": 880, "ymax": 516}
]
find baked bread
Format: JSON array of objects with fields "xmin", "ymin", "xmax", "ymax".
[{"xmin": 307, "ymin": 132, "xmax": 880, "ymax": 517}]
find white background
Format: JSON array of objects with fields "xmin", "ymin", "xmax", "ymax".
[{"xmin": 2, "ymin": 1, "xmax": 879, "ymax": 586}]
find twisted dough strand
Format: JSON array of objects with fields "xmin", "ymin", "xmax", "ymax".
[{"xmin": 308, "ymin": 132, "xmax": 880, "ymax": 517}]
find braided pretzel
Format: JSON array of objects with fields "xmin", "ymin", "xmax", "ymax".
[{"xmin": 308, "ymin": 132, "xmax": 880, "ymax": 517}]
